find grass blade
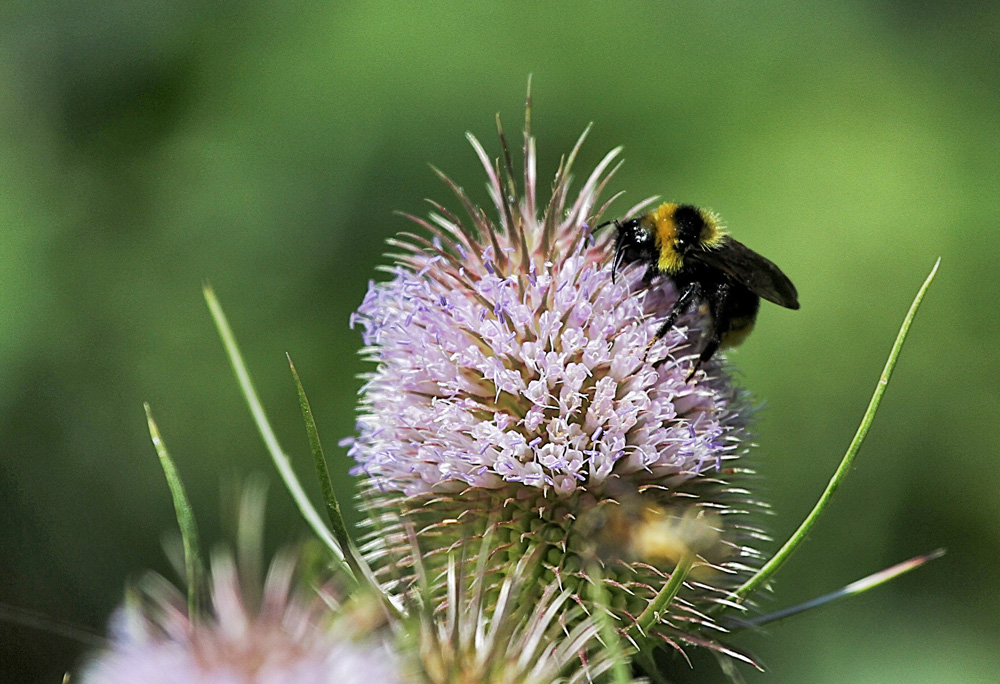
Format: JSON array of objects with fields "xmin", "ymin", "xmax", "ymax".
[{"xmin": 287, "ymin": 355, "xmax": 393, "ymax": 607}]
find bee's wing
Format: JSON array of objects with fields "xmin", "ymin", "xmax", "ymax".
[{"xmin": 692, "ymin": 238, "xmax": 800, "ymax": 309}]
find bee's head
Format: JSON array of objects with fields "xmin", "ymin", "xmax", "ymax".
[{"xmin": 612, "ymin": 218, "xmax": 656, "ymax": 283}]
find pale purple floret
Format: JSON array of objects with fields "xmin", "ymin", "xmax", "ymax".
[{"xmin": 347, "ymin": 146, "xmax": 748, "ymax": 498}]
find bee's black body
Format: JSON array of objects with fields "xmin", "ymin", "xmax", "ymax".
[{"xmin": 609, "ymin": 203, "xmax": 799, "ymax": 377}]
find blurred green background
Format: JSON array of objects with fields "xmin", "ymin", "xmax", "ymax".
[{"xmin": 2, "ymin": 1, "xmax": 998, "ymax": 682}]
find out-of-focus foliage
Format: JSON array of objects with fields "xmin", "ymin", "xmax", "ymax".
[{"xmin": 1, "ymin": 2, "xmax": 997, "ymax": 682}]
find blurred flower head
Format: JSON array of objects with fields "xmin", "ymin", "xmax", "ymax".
[{"xmin": 79, "ymin": 487, "xmax": 405, "ymax": 684}]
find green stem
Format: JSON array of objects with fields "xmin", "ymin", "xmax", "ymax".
[
  {"xmin": 730, "ymin": 258, "xmax": 940, "ymax": 603},
  {"xmin": 633, "ymin": 550, "xmax": 696, "ymax": 637}
]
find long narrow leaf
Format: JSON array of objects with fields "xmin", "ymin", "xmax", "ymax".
[
  {"xmin": 202, "ymin": 285, "xmax": 347, "ymax": 567},
  {"xmin": 287, "ymin": 354, "xmax": 394, "ymax": 611},
  {"xmin": 743, "ymin": 548, "xmax": 945, "ymax": 627},
  {"xmin": 144, "ymin": 403, "xmax": 203, "ymax": 616}
]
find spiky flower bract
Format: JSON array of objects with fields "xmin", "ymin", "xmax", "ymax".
[
  {"xmin": 347, "ymin": 94, "xmax": 766, "ymax": 669},
  {"xmin": 406, "ymin": 543, "xmax": 632, "ymax": 684}
]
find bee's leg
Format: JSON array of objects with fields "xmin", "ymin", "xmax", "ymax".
[
  {"xmin": 687, "ymin": 282, "xmax": 729, "ymax": 381},
  {"xmin": 686, "ymin": 336, "xmax": 721, "ymax": 381},
  {"xmin": 652, "ymin": 282, "xmax": 700, "ymax": 342},
  {"xmin": 649, "ymin": 282, "xmax": 700, "ymax": 367}
]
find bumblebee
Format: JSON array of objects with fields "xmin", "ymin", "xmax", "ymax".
[{"xmin": 608, "ymin": 203, "xmax": 799, "ymax": 375}]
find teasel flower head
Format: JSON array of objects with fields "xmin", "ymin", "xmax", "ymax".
[{"xmin": 347, "ymin": 92, "xmax": 766, "ymax": 665}]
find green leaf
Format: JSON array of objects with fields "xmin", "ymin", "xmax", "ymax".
[
  {"xmin": 742, "ymin": 548, "xmax": 945, "ymax": 627},
  {"xmin": 144, "ymin": 403, "xmax": 203, "ymax": 617},
  {"xmin": 287, "ymin": 355, "xmax": 391, "ymax": 604},
  {"xmin": 202, "ymin": 285, "xmax": 347, "ymax": 569}
]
